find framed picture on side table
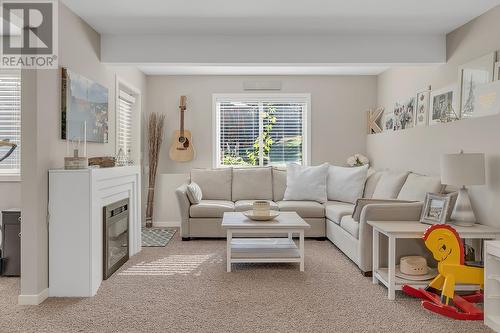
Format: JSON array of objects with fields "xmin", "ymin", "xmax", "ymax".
[{"xmin": 420, "ymin": 192, "xmax": 458, "ymax": 225}]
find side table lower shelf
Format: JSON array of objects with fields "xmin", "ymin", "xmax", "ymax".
[{"xmin": 374, "ymin": 268, "xmax": 479, "ymax": 292}]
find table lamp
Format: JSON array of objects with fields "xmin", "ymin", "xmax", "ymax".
[{"xmin": 440, "ymin": 151, "xmax": 485, "ymax": 226}]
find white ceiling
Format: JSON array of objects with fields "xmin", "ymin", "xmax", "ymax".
[
  {"xmin": 62, "ymin": 0, "xmax": 500, "ymax": 75},
  {"xmin": 62, "ymin": 0, "xmax": 500, "ymax": 35}
]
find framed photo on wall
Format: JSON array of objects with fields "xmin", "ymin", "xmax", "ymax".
[
  {"xmin": 429, "ymin": 85, "xmax": 459, "ymax": 125},
  {"xmin": 415, "ymin": 87, "xmax": 431, "ymax": 127}
]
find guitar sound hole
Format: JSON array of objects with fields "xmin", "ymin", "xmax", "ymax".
[{"xmin": 178, "ymin": 137, "xmax": 186, "ymax": 143}]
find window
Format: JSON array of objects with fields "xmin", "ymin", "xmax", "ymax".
[
  {"xmin": 214, "ymin": 94, "xmax": 310, "ymax": 167},
  {"xmin": 116, "ymin": 89, "xmax": 135, "ymax": 156},
  {"xmin": 0, "ymin": 72, "xmax": 21, "ymax": 177}
]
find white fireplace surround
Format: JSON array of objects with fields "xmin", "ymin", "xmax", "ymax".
[{"xmin": 48, "ymin": 166, "xmax": 141, "ymax": 297}]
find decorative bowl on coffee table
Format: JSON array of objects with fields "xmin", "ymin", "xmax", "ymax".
[{"xmin": 243, "ymin": 210, "xmax": 280, "ymax": 221}]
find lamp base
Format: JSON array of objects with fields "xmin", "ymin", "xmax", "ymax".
[{"xmin": 450, "ymin": 187, "xmax": 476, "ymax": 227}]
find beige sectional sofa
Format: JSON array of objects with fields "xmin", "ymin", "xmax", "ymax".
[
  {"xmin": 176, "ymin": 167, "xmax": 326, "ymax": 238},
  {"xmin": 176, "ymin": 166, "xmax": 443, "ymax": 274}
]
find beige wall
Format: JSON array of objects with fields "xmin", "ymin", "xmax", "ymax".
[
  {"xmin": 147, "ymin": 75, "xmax": 376, "ymax": 226},
  {"xmin": 368, "ymin": 6, "xmax": 500, "ymax": 227},
  {"xmin": 19, "ymin": 3, "xmax": 146, "ymax": 302},
  {"xmin": 147, "ymin": 75, "xmax": 377, "ymax": 174}
]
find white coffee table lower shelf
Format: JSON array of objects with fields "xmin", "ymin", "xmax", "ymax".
[
  {"xmin": 222, "ymin": 212, "xmax": 310, "ymax": 272},
  {"xmin": 231, "ymin": 238, "xmax": 301, "ymax": 260}
]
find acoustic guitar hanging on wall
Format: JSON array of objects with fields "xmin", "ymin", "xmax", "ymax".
[{"xmin": 169, "ymin": 95, "xmax": 194, "ymax": 162}]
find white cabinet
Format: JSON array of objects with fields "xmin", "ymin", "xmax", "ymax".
[
  {"xmin": 48, "ymin": 166, "xmax": 141, "ymax": 297},
  {"xmin": 486, "ymin": 241, "xmax": 500, "ymax": 332}
]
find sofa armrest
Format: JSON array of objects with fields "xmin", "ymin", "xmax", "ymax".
[
  {"xmin": 360, "ymin": 201, "xmax": 424, "ymax": 223},
  {"xmin": 175, "ymin": 184, "xmax": 191, "ymax": 238},
  {"xmin": 356, "ymin": 202, "xmax": 424, "ymax": 272}
]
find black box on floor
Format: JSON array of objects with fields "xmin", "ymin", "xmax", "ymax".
[{"xmin": 1, "ymin": 209, "xmax": 21, "ymax": 276}]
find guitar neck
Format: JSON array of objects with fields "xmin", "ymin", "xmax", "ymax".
[
  {"xmin": 180, "ymin": 108, "xmax": 185, "ymax": 136},
  {"xmin": 179, "ymin": 95, "xmax": 187, "ymax": 137}
]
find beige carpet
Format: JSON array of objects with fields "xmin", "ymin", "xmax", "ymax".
[{"xmin": 0, "ymin": 232, "xmax": 491, "ymax": 333}]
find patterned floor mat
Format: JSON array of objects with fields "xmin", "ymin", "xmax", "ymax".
[{"xmin": 141, "ymin": 228, "xmax": 177, "ymax": 247}]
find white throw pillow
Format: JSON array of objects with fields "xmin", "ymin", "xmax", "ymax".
[
  {"xmin": 283, "ymin": 163, "xmax": 329, "ymax": 203},
  {"xmin": 327, "ymin": 164, "xmax": 369, "ymax": 204},
  {"xmin": 371, "ymin": 171, "xmax": 410, "ymax": 199},
  {"xmin": 397, "ymin": 173, "xmax": 443, "ymax": 202},
  {"xmin": 186, "ymin": 182, "xmax": 203, "ymax": 204}
]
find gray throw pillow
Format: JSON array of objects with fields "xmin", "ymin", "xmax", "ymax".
[{"xmin": 186, "ymin": 182, "xmax": 203, "ymax": 204}]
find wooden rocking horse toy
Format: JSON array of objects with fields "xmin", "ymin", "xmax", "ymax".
[{"xmin": 402, "ymin": 224, "xmax": 484, "ymax": 320}]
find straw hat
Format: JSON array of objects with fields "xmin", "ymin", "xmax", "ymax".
[{"xmin": 395, "ymin": 256, "xmax": 437, "ymax": 281}]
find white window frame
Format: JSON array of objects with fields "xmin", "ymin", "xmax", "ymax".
[
  {"xmin": 115, "ymin": 76, "xmax": 141, "ymax": 163},
  {"xmin": 212, "ymin": 93, "xmax": 311, "ymax": 168},
  {"xmin": 0, "ymin": 70, "xmax": 21, "ymax": 182}
]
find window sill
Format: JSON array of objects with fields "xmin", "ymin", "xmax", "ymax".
[{"xmin": 0, "ymin": 175, "xmax": 21, "ymax": 182}]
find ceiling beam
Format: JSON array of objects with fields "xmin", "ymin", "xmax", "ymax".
[{"xmin": 101, "ymin": 34, "xmax": 446, "ymax": 65}]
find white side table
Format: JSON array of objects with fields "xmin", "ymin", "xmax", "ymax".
[{"xmin": 368, "ymin": 221, "xmax": 500, "ymax": 300}]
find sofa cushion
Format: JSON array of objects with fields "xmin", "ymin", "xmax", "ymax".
[
  {"xmin": 363, "ymin": 169, "xmax": 383, "ymax": 199},
  {"xmin": 232, "ymin": 167, "xmax": 273, "ymax": 201},
  {"xmin": 371, "ymin": 171, "xmax": 410, "ymax": 199},
  {"xmin": 284, "ymin": 163, "xmax": 329, "ymax": 203},
  {"xmin": 324, "ymin": 201, "xmax": 355, "ymax": 225},
  {"xmin": 272, "ymin": 167, "xmax": 287, "ymax": 202},
  {"xmin": 191, "ymin": 168, "xmax": 232, "ymax": 200},
  {"xmin": 327, "ymin": 165, "xmax": 369, "ymax": 204},
  {"xmin": 234, "ymin": 200, "xmax": 279, "ymax": 212},
  {"xmin": 397, "ymin": 173, "xmax": 443, "ymax": 202},
  {"xmin": 277, "ymin": 200, "xmax": 325, "ymax": 218},
  {"xmin": 340, "ymin": 216, "xmax": 359, "ymax": 239},
  {"xmin": 190, "ymin": 200, "xmax": 235, "ymax": 218}
]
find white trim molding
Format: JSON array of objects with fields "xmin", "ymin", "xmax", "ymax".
[
  {"xmin": 115, "ymin": 75, "xmax": 142, "ymax": 164},
  {"xmin": 18, "ymin": 288, "xmax": 49, "ymax": 305},
  {"xmin": 212, "ymin": 93, "xmax": 311, "ymax": 168}
]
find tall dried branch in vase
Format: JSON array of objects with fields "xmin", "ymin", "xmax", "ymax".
[{"xmin": 145, "ymin": 113, "xmax": 165, "ymax": 228}]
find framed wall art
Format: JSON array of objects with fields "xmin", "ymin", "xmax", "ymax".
[
  {"xmin": 392, "ymin": 97, "xmax": 415, "ymax": 131},
  {"xmin": 415, "ymin": 87, "xmax": 431, "ymax": 127},
  {"xmin": 472, "ymin": 79, "xmax": 500, "ymax": 118},
  {"xmin": 458, "ymin": 52, "xmax": 496, "ymax": 119},
  {"xmin": 61, "ymin": 68, "xmax": 109, "ymax": 143},
  {"xmin": 429, "ymin": 85, "xmax": 459, "ymax": 125}
]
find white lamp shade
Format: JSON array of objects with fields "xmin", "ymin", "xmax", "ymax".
[{"xmin": 440, "ymin": 153, "xmax": 485, "ymax": 186}]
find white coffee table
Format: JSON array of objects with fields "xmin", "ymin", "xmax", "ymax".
[
  {"xmin": 368, "ymin": 220, "xmax": 500, "ymax": 300},
  {"xmin": 221, "ymin": 212, "xmax": 310, "ymax": 272}
]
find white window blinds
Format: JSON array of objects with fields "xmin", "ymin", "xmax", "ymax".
[
  {"xmin": 117, "ymin": 90, "xmax": 135, "ymax": 156},
  {"xmin": 215, "ymin": 95, "xmax": 308, "ymax": 167},
  {"xmin": 0, "ymin": 72, "xmax": 21, "ymax": 175}
]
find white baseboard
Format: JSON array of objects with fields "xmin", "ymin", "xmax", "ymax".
[
  {"xmin": 153, "ymin": 220, "xmax": 180, "ymax": 228},
  {"xmin": 18, "ymin": 288, "xmax": 49, "ymax": 305}
]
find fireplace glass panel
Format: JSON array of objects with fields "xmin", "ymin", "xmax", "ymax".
[{"xmin": 103, "ymin": 199, "xmax": 129, "ymax": 279}]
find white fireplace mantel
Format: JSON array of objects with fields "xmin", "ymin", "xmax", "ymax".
[{"xmin": 48, "ymin": 166, "xmax": 141, "ymax": 297}]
